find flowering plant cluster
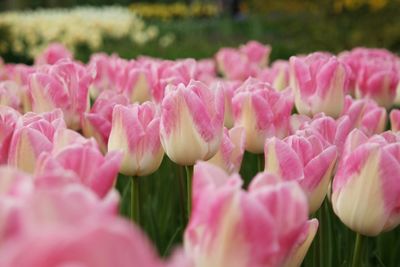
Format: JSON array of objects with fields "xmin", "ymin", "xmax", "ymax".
[
  {"xmin": 0, "ymin": 7, "xmax": 159, "ymax": 60},
  {"xmin": 129, "ymin": 2, "xmax": 219, "ymax": 20},
  {"xmin": 1, "ymin": 41, "xmax": 400, "ymax": 266}
]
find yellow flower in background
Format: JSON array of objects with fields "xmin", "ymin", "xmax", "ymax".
[{"xmin": 0, "ymin": 6, "xmax": 160, "ymax": 59}]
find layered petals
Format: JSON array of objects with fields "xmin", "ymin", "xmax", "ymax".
[
  {"xmin": 332, "ymin": 130, "xmax": 400, "ymax": 236},
  {"xmin": 232, "ymin": 78, "xmax": 293, "ymax": 153},
  {"xmin": 160, "ymin": 80, "xmax": 224, "ymax": 165},
  {"xmin": 108, "ymin": 102, "xmax": 164, "ymax": 176},
  {"xmin": 290, "ymin": 53, "xmax": 349, "ymax": 118}
]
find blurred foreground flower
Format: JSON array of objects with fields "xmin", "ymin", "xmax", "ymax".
[{"xmin": 184, "ymin": 162, "xmax": 317, "ymax": 267}]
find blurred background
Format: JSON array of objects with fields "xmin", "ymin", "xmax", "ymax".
[{"xmin": 0, "ymin": 0, "xmax": 399, "ymax": 64}]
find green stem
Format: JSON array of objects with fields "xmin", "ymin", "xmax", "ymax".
[
  {"xmin": 319, "ymin": 207, "xmax": 324, "ymax": 267},
  {"xmin": 178, "ymin": 166, "xmax": 186, "ymax": 224},
  {"xmin": 325, "ymin": 200, "xmax": 333, "ymax": 267},
  {"xmin": 257, "ymin": 153, "xmax": 264, "ymax": 173},
  {"xmin": 130, "ymin": 176, "xmax": 140, "ymax": 224},
  {"xmin": 352, "ymin": 233, "xmax": 364, "ymax": 267},
  {"xmin": 185, "ymin": 165, "xmax": 194, "ymax": 220}
]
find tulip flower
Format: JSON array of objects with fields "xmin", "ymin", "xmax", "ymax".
[
  {"xmin": 264, "ymin": 134, "xmax": 337, "ymax": 213},
  {"xmin": 0, "ymin": 167, "xmax": 34, "ymax": 244},
  {"xmin": 184, "ymin": 162, "xmax": 315, "ymax": 267},
  {"xmin": 8, "ymin": 109, "xmax": 65, "ymax": 173},
  {"xmin": 239, "ymin": 40, "xmax": 271, "ymax": 67},
  {"xmin": 341, "ymin": 96, "xmax": 387, "ymax": 136},
  {"xmin": 295, "ymin": 114, "xmax": 352, "ymax": 155},
  {"xmin": 108, "ymin": 102, "xmax": 164, "ymax": 176},
  {"xmin": 0, "ymin": 106, "xmax": 20, "ymax": 164},
  {"xmin": 232, "ymin": 78, "xmax": 293, "ymax": 154},
  {"xmin": 390, "ymin": 109, "xmax": 400, "ymax": 132},
  {"xmin": 0, "ymin": 81, "xmax": 21, "ymax": 111},
  {"xmin": 119, "ymin": 61, "xmax": 155, "ymax": 104},
  {"xmin": 87, "ymin": 53, "xmax": 124, "ymax": 98},
  {"xmin": 258, "ymin": 60, "xmax": 290, "ymax": 91},
  {"xmin": 82, "ymin": 91, "xmax": 129, "ymax": 153},
  {"xmin": 207, "ymin": 126, "xmax": 246, "ymax": 174},
  {"xmin": 28, "ymin": 59, "xmax": 93, "ymax": 130},
  {"xmin": 215, "ymin": 48, "xmax": 259, "ymax": 81},
  {"xmin": 34, "ymin": 43, "xmax": 73, "ymax": 65},
  {"xmin": 355, "ymin": 60, "xmax": 399, "ymax": 109},
  {"xmin": 0, "ymin": 184, "xmax": 163, "ymax": 267},
  {"xmin": 212, "ymin": 80, "xmax": 241, "ymax": 128},
  {"xmin": 35, "ymin": 143, "xmax": 122, "ymax": 198},
  {"xmin": 290, "ymin": 52, "xmax": 349, "ymax": 118},
  {"xmin": 340, "ymin": 48, "xmax": 399, "ymax": 108},
  {"xmin": 332, "ymin": 129, "xmax": 400, "ymax": 236},
  {"xmin": 160, "ymin": 80, "xmax": 224, "ymax": 166}
]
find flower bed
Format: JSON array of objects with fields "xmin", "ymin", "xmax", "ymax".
[
  {"xmin": 0, "ymin": 6, "xmax": 159, "ymax": 60},
  {"xmin": 1, "ymin": 41, "xmax": 400, "ymax": 266}
]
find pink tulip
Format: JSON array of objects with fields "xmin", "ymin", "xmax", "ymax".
[
  {"xmin": 0, "ymin": 167, "xmax": 34, "ymax": 244},
  {"xmin": 264, "ymin": 134, "xmax": 337, "ymax": 213},
  {"xmin": 390, "ymin": 109, "xmax": 400, "ymax": 132},
  {"xmin": 196, "ymin": 59, "xmax": 216, "ymax": 85},
  {"xmin": 258, "ymin": 60, "xmax": 290, "ymax": 91},
  {"xmin": 87, "ymin": 53, "xmax": 125, "ymax": 98},
  {"xmin": 108, "ymin": 102, "xmax": 164, "ymax": 176},
  {"xmin": 35, "ymin": 143, "xmax": 122, "ymax": 198},
  {"xmin": 207, "ymin": 126, "xmax": 246, "ymax": 174},
  {"xmin": 342, "ymin": 96, "xmax": 387, "ymax": 136},
  {"xmin": 34, "ymin": 43, "xmax": 73, "ymax": 65},
  {"xmin": 282, "ymin": 219, "xmax": 319, "ymax": 267},
  {"xmin": 290, "ymin": 52, "xmax": 349, "ymax": 118},
  {"xmin": 232, "ymin": 78, "xmax": 293, "ymax": 153},
  {"xmin": 339, "ymin": 47, "xmax": 399, "ymax": 108},
  {"xmin": 212, "ymin": 80, "xmax": 241, "ymax": 128},
  {"xmin": 184, "ymin": 162, "xmax": 315, "ymax": 267},
  {"xmin": 160, "ymin": 80, "xmax": 224, "ymax": 165},
  {"xmin": 3, "ymin": 64, "xmax": 34, "ymax": 113},
  {"xmin": 0, "ymin": 106, "xmax": 20, "ymax": 164},
  {"xmin": 0, "ymin": 81, "xmax": 21, "ymax": 111},
  {"xmin": 215, "ymin": 48, "xmax": 258, "ymax": 81},
  {"xmin": 239, "ymin": 40, "xmax": 271, "ymax": 67},
  {"xmin": 28, "ymin": 59, "xmax": 93, "ymax": 130},
  {"xmin": 82, "ymin": 91, "xmax": 129, "ymax": 153},
  {"xmin": 355, "ymin": 59, "xmax": 399, "ymax": 108},
  {"xmin": 8, "ymin": 109, "xmax": 65, "ymax": 173},
  {"xmin": 0, "ymin": 184, "xmax": 162, "ymax": 267},
  {"xmin": 332, "ymin": 129, "xmax": 400, "ymax": 236},
  {"xmin": 293, "ymin": 113, "xmax": 352, "ymax": 155},
  {"xmin": 118, "ymin": 60, "xmax": 156, "ymax": 103}
]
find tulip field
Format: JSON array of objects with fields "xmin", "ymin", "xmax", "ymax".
[{"xmin": 1, "ymin": 38, "xmax": 400, "ymax": 267}]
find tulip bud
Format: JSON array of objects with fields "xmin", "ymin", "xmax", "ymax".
[
  {"xmin": 0, "ymin": 106, "xmax": 20, "ymax": 164},
  {"xmin": 232, "ymin": 78, "xmax": 293, "ymax": 154},
  {"xmin": 108, "ymin": 102, "xmax": 164, "ymax": 176},
  {"xmin": 239, "ymin": 40, "xmax": 271, "ymax": 68},
  {"xmin": 82, "ymin": 91, "xmax": 129, "ymax": 153},
  {"xmin": 332, "ymin": 130, "xmax": 400, "ymax": 236},
  {"xmin": 290, "ymin": 53, "xmax": 349, "ymax": 118},
  {"xmin": 207, "ymin": 126, "xmax": 246, "ymax": 174},
  {"xmin": 265, "ymin": 134, "xmax": 337, "ymax": 213},
  {"xmin": 34, "ymin": 43, "xmax": 73, "ymax": 65},
  {"xmin": 28, "ymin": 60, "xmax": 92, "ymax": 130},
  {"xmin": 160, "ymin": 80, "xmax": 224, "ymax": 165},
  {"xmin": 8, "ymin": 109, "xmax": 65, "ymax": 173},
  {"xmin": 258, "ymin": 60, "xmax": 290, "ymax": 91},
  {"xmin": 0, "ymin": 81, "xmax": 21, "ymax": 111},
  {"xmin": 342, "ymin": 96, "xmax": 387, "ymax": 136},
  {"xmin": 184, "ymin": 162, "xmax": 314, "ymax": 267}
]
